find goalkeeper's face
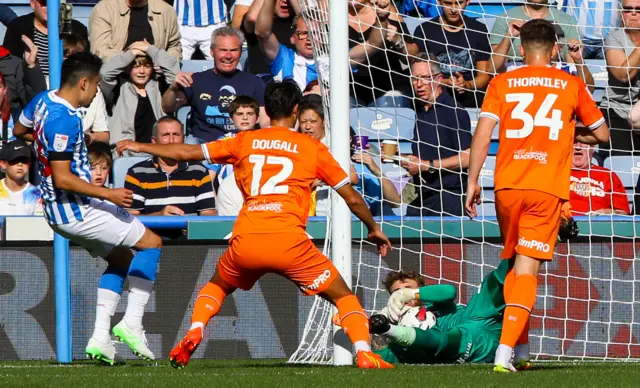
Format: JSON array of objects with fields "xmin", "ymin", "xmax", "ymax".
[{"xmin": 389, "ymin": 279, "xmax": 420, "ymax": 307}]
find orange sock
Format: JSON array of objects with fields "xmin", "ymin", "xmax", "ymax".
[
  {"xmin": 191, "ymin": 282, "xmax": 227, "ymax": 328},
  {"xmin": 517, "ymin": 319, "xmax": 530, "ymax": 345},
  {"xmin": 500, "ymin": 274, "xmax": 537, "ymax": 348},
  {"xmin": 336, "ymin": 295, "xmax": 370, "ymax": 349},
  {"xmin": 503, "ymin": 268, "xmax": 516, "ymax": 301}
]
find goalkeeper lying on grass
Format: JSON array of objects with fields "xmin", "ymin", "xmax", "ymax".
[{"xmin": 369, "ymin": 260, "xmax": 509, "ymax": 365}]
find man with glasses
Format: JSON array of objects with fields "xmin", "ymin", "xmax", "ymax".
[
  {"xmin": 399, "ymin": 53, "xmax": 472, "ymax": 217},
  {"xmin": 599, "ymin": 0, "xmax": 640, "ymax": 161},
  {"xmin": 255, "ymin": 0, "xmax": 316, "ymax": 91}
]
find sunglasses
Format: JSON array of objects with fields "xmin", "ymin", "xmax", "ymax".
[{"xmin": 623, "ymin": 6, "xmax": 640, "ymax": 13}]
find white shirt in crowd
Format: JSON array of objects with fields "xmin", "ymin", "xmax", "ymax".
[
  {"xmin": 0, "ymin": 179, "xmax": 44, "ymax": 216},
  {"xmin": 78, "ymin": 88, "xmax": 110, "ymax": 134},
  {"xmin": 216, "ymin": 170, "xmax": 244, "ymax": 216}
]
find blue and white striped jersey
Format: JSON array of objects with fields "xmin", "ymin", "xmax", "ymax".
[
  {"xmin": 174, "ymin": 0, "xmax": 227, "ymax": 27},
  {"xmin": 19, "ymin": 91, "xmax": 91, "ymax": 225},
  {"xmin": 271, "ymin": 44, "xmax": 317, "ymax": 91},
  {"xmin": 565, "ymin": 0, "xmax": 619, "ymax": 41}
]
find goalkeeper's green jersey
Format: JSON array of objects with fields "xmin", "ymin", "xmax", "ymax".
[{"xmin": 376, "ymin": 260, "xmax": 509, "ymax": 364}]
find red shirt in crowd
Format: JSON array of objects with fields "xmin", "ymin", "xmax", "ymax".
[{"xmin": 569, "ymin": 165, "xmax": 630, "ymax": 215}]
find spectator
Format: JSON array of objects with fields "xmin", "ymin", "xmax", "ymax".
[
  {"xmin": 215, "ymin": 96, "xmax": 261, "ymax": 216},
  {"xmin": 349, "ymin": 0, "xmax": 418, "ymax": 107},
  {"xmin": 297, "ymin": 94, "xmax": 401, "ymax": 216},
  {"xmin": 62, "ymin": 34, "xmax": 110, "ymax": 144},
  {"xmin": 413, "ymin": 0, "xmax": 493, "ymax": 108},
  {"xmin": 490, "ymin": 0, "xmax": 580, "ymax": 71},
  {"xmin": 600, "ymin": 0, "xmax": 640, "ymax": 160},
  {"xmin": 0, "ymin": 5, "xmax": 17, "ymax": 27},
  {"xmin": 400, "ymin": 0, "xmax": 438, "ymax": 18},
  {"xmin": 162, "ymin": 26, "xmax": 269, "ymax": 143},
  {"xmin": 0, "ymin": 139, "xmax": 43, "ymax": 215},
  {"xmin": 124, "ymin": 117, "xmax": 216, "ymax": 238},
  {"xmin": 255, "ymin": 0, "xmax": 317, "ymax": 91},
  {"xmin": 565, "ymin": 0, "xmax": 619, "ymax": 59},
  {"xmin": 2, "ymin": 0, "xmax": 88, "ymax": 78},
  {"xmin": 89, "ymin": 0, "xmax": 182, "ymax": 62},
  {"xmin": 174, "ymin": 0, "xmax": 228, "ymax": 60},
  {"xmin": 399, "ymin": 54, "xmax": 471, "ymax": 217},
  {"xmin": 570, "ymin": 142, "xmax": 630, "ymax": 215},
  {"xmin": 101, "ymin": 40, "xmax": 180, "ymax": 155},
  {"xmin": 303, "ymin": 79, "xmax": 322, "ymax": 96},
  {"xmin": 0, "ymin": 72, "xmax": 10, "ymax": 143},
  {"xmin": 242, "ymin": 0, "xmax": 295, "ymax": 75},
  {"xmin": 0, "ymin": 38, "xmax": 47, "ymax": 120},
  {"xmin": 88, "ymin": 141, "xmax": 113, "ymax": 187}
]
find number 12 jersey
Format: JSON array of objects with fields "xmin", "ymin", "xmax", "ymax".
[
  {"xmin": 202, "ymin": 126, "xmax": 350, "ymax": 237},
  {"xmin": 480, "ymin": 65, "xmax": 605, "ymax": 200}
]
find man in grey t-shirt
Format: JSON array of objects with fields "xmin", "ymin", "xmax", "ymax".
[
  {"xmin": 490, "ymin": 0, "xmax": 580, "ymax": 70},
  {"xmin": 600, "ymin": 0, "xmax": 640, "ymax": 159}
]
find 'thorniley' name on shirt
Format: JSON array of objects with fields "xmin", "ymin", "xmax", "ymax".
[{"xmin": 507, "ymin": 77, "xmax": 568, "ymax": 90}]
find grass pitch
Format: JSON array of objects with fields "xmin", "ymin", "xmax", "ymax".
[{"xmin": 1, "ymin": 359, "xmax": 639, "ymax": 388}]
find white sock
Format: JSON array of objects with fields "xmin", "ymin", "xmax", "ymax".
[
  {"xmin": 92, "ymin": 288, "xmax": 120, "ymax": 343},
  {"xmin": 189, "ymin": 322, "xmax": 205, "ymax": 332},
  {"xmin": 353, "ymin": 340, "xmax": 371, "ymax": 353},
  {"xmin": 494, "ymin": 344, "xmax": 514, "ymax": 366},
  {"xmin": 514, "ymin": 343, "xmax": 530, "ymax": 362},
  {"xmin": 123, "ymin": 276, "xmax": 153, "ymax": 330}
]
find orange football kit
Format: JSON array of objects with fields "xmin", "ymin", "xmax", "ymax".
[
  {"xmin": 201, "ymin": 126, "xmax": 350, "ymax": 294},
  {"xmin": 480, "ymin": 66, "xmax": 605, "ymax": 260}
]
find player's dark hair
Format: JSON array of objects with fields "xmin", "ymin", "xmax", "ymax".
[
  {"xmin": 87, "ymin": 141, "xmax": 113, "ymax": 169},
  {"xmin": 61, "ymin": 52, "xmax": 103, "ymax": 88},
  {"xmin": 298, "ymin": 94, "xmax": 324, "ymax": 122},
  {"xmin": 264, "ymin": 81, "xmax": 303, "ymax": 121},
  {"xmin": 229, "ymin": 95, "xmax": 260, "ymax": 116},
  {"xmin": 382, "ymin": 269, "xmax": 426, "ymax": 294},
  {"xmin": 520, "ymin": 19, "xmax": 557, "ymax": 50}
]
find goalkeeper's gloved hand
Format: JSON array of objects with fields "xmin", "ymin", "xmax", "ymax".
[
  {"xmin": 558, "ymin": 202, "xmax": 579, "ymax": 241},
  {"xmin": 369, "ymin": 314, "xmax": 391, "ymax": 335},
  {"xmin": 387, "ymin": 288, "xmax": 419, "ymax": 322}
]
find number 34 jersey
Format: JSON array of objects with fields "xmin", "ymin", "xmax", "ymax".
[
  {"xmin": 480, "ymin": 65, "xmax": 605, "ymax": 200},
  {"xmin": 202, "ymin": 126, "xmax": 349, "ymax": 236}
]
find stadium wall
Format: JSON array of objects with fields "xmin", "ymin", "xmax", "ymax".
[{"xmin": 1, "ymin": 217, "xmax": 639, "ymax": 361}]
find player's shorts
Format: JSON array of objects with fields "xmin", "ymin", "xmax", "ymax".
[
  {"xmin": 50, "ymin": 199, "xmax": 146, "ymax": 258},
  {"xmin": 495, "ymin": 189, "xmax": 562, "ymax": 261},
  {"xmin": 216, "ymin": 233, "xmax": 340, "ymax": 296}
]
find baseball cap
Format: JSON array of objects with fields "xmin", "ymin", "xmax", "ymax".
[{"xmin": 1, "ymin": 139, "xmax": 32, "ymax": 162}]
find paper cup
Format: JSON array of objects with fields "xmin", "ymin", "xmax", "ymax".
[
  {"xmin": 381, "ymin": 140, "xmax": 398, "ymax": 163},
  {"xmin": 352, "ymin": 135, "xmax": 369, "ymax": 153}
]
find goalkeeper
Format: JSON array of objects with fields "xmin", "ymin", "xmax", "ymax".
[{"xmin": 370, "ymin": 260, "xmax": 509, "ymax": 365}]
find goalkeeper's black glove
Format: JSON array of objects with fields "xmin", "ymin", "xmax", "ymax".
[
  {"xmin": 558, "ymin": 202, "xmax": 579, "ymax": 241},
  {"xmin": 369, "ymin": 314, "xmax": 391, "ymax": 335}
]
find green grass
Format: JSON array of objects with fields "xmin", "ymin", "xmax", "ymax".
[{"xmin": 1, "ymin": 359, "xmax": 640, "ymax": 388}]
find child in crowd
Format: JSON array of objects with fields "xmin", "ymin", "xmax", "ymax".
[
  {"xmin": 88, "ymin": 141, "xmax": 113, "ymax": 187},
  {"xmin": 214, "ymin": 96, "xmax": 260, "ymax": 216},
  {"xmin": 0, "ymin": 139, "xmax": 42, "ymax": 215}
]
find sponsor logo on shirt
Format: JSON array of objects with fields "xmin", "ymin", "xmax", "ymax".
[
  {"xmin": 246, "ymin": 200, "xmax": 283, "ymax": 213},
  {"xmin": 518, "ymin": 237, "xmax": 550, "ymax": 253},
  {"xmin": 513, "ymin": 148, "xmax": 548, "ymax": 164},
  {"xmin": 53, "ymin": 134, "xmax": 69, "ymax": 152},
  {"xmin": 299, "ymin": 269, "xmax": 332, "ymax": 293}
]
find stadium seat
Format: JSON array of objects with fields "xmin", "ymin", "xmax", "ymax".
[
  {"xmin": 349, "ymin": 107, "xmax": 416, "ymax": 141},
  {"xmin": 468, "ymin": 108, "xmax": 499, "ymax": 139},
  {"xmin": 404, "ymin": 16, "xmax": 422, "ymax": 35},
  {"xmin": 603, "ymin": 156, "xmax": 640, "ymax": 188},
  {"xmin": 181, "ymin": 60, "xmax": 211, "ymax": 73},
  {"xmin": 112, "ymin": 156, "xmax": 151, "ymax": 188},
  {"xmin": 177, "ymin": 106, "xmax": 191, "ymax": 133}
]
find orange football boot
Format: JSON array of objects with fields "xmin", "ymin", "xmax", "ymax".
[
  {"xmin": 169, "ymin": 328, "xmax": 203, "ymax": 369},
  {"xmin": 356, "ymin": 350, "xmax": 394, "ymax": 369}
]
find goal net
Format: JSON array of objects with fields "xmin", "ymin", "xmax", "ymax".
[{"xmin": 290, "ymin": 0, "xmax": 640, "ymax": 364}]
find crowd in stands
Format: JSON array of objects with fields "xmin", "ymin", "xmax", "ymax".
[{"xmin": 0, "ymin": 0, "xmax": 638, "ymax": 230}]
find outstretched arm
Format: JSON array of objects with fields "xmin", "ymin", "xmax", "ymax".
[
  {"xmin": 255, "ymin": 0, "xmax": 281, "ymax": 61},
  {"xmin": 117, "ymin": 140, "xmax": 205, "ymax": 161}
]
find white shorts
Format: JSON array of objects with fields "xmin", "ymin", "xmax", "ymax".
[{"xmin": 50, "ymin": 199, "xmax": 146, "ymax": 258}]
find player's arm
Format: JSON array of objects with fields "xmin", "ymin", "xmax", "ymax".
[
  {"xmin": 335, "ymin": 184, "xmax": 387, "ymax": 235},
  {"xmin": 50, "ymin": 160, "xmax": 132, "ymax": 207},
  {"xmin": 386, "ymin": 284, "xmax": 457, "ymax": 321},
  {"xmin": 12, "ymin": 121, "xmax": 34, "ymax": 142},
  {"xmin": 574, "ymin": 82, "xmax": 610, "ymax": 145},
  {"xmin": 255, "ymin": 0, "xmax": 281, "ymax": 61},
  {"xmin": 117, "ymin": 140, "xmax": 205, "ymax": 161},
  {"xmin": 465, "ymin": 116, "xmax": 495, "ymax": 218}
]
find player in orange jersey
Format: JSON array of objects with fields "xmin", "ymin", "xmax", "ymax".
[
  {"xmin": 117, "ymin": 81, "xmax": 394, "ymax": 369},
  {"xmin": 464, "ymin": 19, "xmax": 610, "ymax": 373}
]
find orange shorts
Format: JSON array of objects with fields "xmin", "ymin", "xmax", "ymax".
[
  {"xmin": 495, "ymin": 189, "xmax": 563, "ymax": 261},
  {"xmin": 216, "ymin": 233, "xmax": 340, "ymax": 296}
]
